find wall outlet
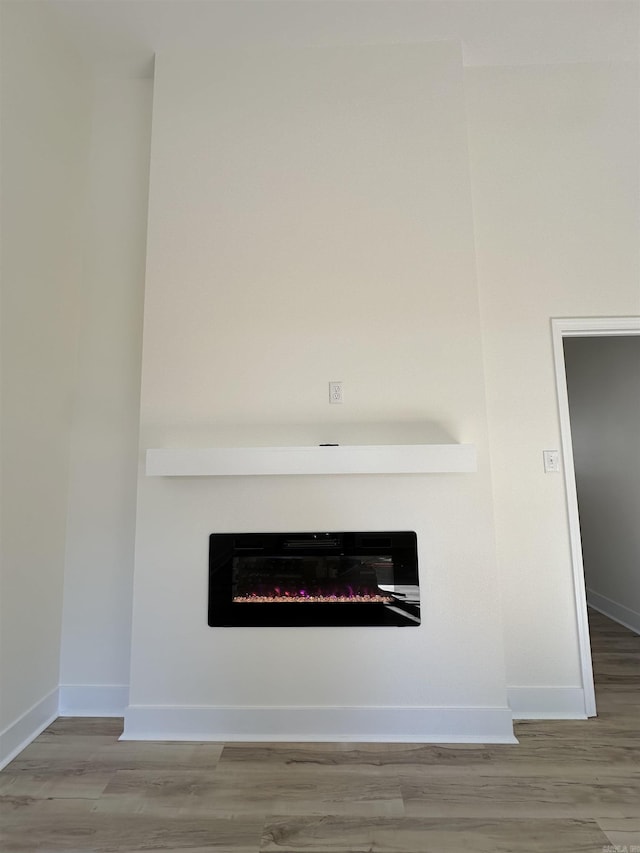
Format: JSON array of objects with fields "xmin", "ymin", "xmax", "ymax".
[
  {"xmin": 543, "ymin": 450, "xmax": 560, "ymax": 473},
  {"xmin": 329, "ymin": 381, "xmax": 343, "ymax": 404}
]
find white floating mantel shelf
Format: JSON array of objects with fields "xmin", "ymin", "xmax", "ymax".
[{"xmin": 145, "ymin": 444, "xmax": 477, "ymax": 477}]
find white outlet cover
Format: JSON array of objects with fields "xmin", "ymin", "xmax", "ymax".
[{"xmin": 329, "ymin": 381, "xmax": 343, "ymax": 404}]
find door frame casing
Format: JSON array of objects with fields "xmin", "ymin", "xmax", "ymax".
[{"xmin": 551, "ymin": 316, "xmax": 640, "ymax": 718}]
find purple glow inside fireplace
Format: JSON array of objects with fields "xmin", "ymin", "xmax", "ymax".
[{"xmin": 208, "ymin": 531, "xmax": 420, "ymax": 627}]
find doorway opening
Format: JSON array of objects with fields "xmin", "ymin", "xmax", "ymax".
[{"xmin": 551, "ymin": 316, "xmax": 640, "ymax": 717}]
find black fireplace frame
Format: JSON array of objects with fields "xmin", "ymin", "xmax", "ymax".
[{"xmin": 208, "ymin": 531, "xmax": 420, "ymax": 627}]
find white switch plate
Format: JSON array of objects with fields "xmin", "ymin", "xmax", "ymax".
[
  {"xmin": 329, "ymin": 381, "xmax": 343, "ymax": 404},
  {"xmin": 543, "ymin": 450, "xmax": 560, "ymax": 473}
]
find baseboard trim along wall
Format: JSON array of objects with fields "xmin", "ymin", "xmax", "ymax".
[
  {"xmin": 508, "ymin": 687, "xmax": 587, "ymax": 719},
  {"xmin": 587, "ymin": 589, "xmax": 640, "ymax": 636},
  {"xmin": 0, "ymin": 688, "xmax": 60, "ymax": 771},
  {"xmin": 121, "ymin": 705, "xmax": 517, "ymax": 743},
  {"xmin": 58, "ymin": 684, "xmax": 129, "ymax": 717}
]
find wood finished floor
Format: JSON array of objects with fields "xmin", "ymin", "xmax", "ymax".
[{"xmin": 1, "ymin": 609, "xmax": 638, "ymax": 852}]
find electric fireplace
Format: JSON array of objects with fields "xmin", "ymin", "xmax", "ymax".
[{"xmin": 208, "ymin": 531, "xmax": 420, "ymax": 627}]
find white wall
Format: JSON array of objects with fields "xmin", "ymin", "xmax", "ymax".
[
  {"xmin": 59, "ymin": 76, "xmax": 153, "ymax": 715},
  {"xmin": 126, "ymin": 42, "xmax": 513, "ymax": 742},
  {"xmin": 564, "ymin": 336, "xmax": 640, "ymax": 633},
  {"xmin": 465, "ymin": 61, "xmax": 640, "ymax": 705},
  {"xmin": 44, "ymin": 0, "xmax": 640, "ymax": 72},
  {"xmin": 0, "ymin": 1, "xmax": 91, "ymax": 761},
  {"xmin": 1, "ymin": 2, "xmax": 638, "ymax": 754}
]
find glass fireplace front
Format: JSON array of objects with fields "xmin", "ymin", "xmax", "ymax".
[{"xmin": 208, "ymin": 531, "xmax": 419, "ymax": 627}]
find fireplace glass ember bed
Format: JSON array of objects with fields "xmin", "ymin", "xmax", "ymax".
[{"xmin": 208, "ymin": 531, "xmax": 420, "ymax": 627}]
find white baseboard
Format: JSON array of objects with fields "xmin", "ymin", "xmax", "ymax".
[
  {"xmin": 0, "ymin": 688, "xmax": 59, "ymax": 770},
  {"xmin": 59, "ymin": 684, "xmax": 128, "ymax": 717},
  {"xmin": 587, "ymin": 589, "xmax": 640, "ymax": 635},
  {"xmin": 508, "ymin": 687, "xmax": 587, "ymax": 719},
  {"xmin": 121, "ymin": 705, "xmax": 516, "ymax": 743}
]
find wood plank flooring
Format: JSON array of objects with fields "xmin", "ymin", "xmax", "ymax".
[{"xmin": 1, "ymin": 608, "xmax": 638, "ymax": 852}]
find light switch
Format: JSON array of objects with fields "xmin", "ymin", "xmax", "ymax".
[{"xmin": 543, "ymin": 450, "xmax": 560, "ymax": 473}]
